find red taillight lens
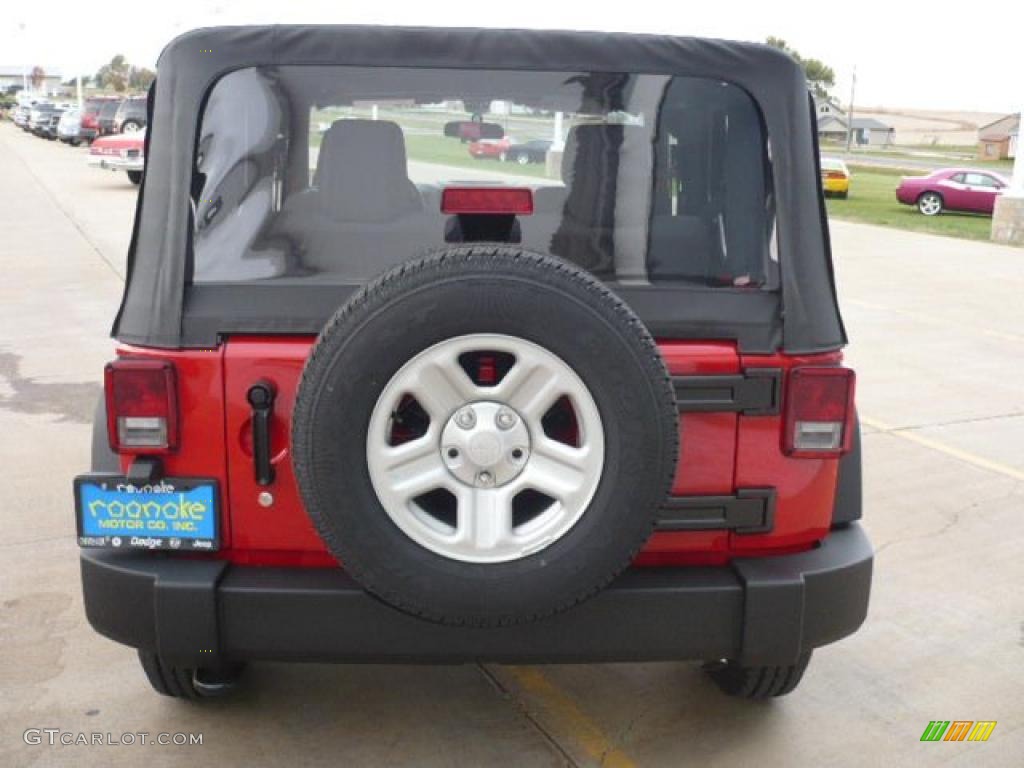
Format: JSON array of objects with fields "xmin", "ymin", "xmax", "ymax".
[
  {"xmin": 441, "ymin": 187, "xmax": 534, "ymax": 216},
  {"xmin": 104, "ymin": 359, "xmax": 178, "ymax": 452},
  {"xmin": 783, "ymin": 367, "xmax": 855, "ymax": 457}
]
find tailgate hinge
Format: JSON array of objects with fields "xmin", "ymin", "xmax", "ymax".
[
  {"xmin": 656, "ymin": 489, "xmax": 776, "ymax": 535},
  {"xmin": 673, "ymin": 368, "xmax": 781, "ymax": 415}
]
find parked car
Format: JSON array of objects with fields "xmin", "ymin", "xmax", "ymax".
[
  {"xmin": 27, "ymin": 104, "xmax": 58, "ymax": 135},
  {"xmin": 76, "ymin": 26, "xmax": 870, "ymax": 703},
  {"xmin": 113, "ymin": 96, "xmax": 147, "ymax": 133},
  {"xmin": 80, "ymin": 97, "xmax": 118, "ymax": 143},
  {"xmin": 820, "ymin": 157, "xmax": 851, "ymax": 198},
  {"xmin": 57, "ymin": 108, "xmax": 83, "ymax": 145},
  {"xmin": 38, "ymin": 108, "xmax": 66, "ymax": 140},
  {"xmin": 896, "ymin": 168, "xmax": 1009, "ymax": 216},
  {"xmin": 86, "ymin": 130, "xmax": 145, "ymax": 184},
  {"xmin": 503, "ymin": 138, "xmax": 553, "ymax": 165},
  {"xmin": 468, "ymin": 136, "xmax": 511, "ymax": 159},
  {"xmin": 12, "ymin": 105, "xmax": 34, "ymax": 127},
  {"xmin": 96, "ymin": 99, "xmax": 124, "ymax": 137}
]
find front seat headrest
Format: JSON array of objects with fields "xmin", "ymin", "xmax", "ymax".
[{"xmin": 314, "ymin": 119, "xmax": 421, "ymax": 222}]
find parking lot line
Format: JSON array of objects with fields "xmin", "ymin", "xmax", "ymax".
[
  {"xmin": 861, "ymin": 415, "xmax": 1024, "ymax": 482},
  {"xmin": 504, "ymin": 667, "xmax": 638, "ymax": 768}
]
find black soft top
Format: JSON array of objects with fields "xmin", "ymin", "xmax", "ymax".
[{"xmin": 113, "ymin": 25, "xmax": 845, "ymax": 354}]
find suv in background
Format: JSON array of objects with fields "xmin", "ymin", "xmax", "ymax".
[
  {"xmin": 80, "ymin": 97, "xmax": 118, "ymax": 143},
  {"xmin": 76, "ymin": 26, "xmax": 872, "ymax": 704},
  {"xmin": 27, "ymin": 103, "xmax": 58, "ymax": 135},
  {"xmin": 96, "ymin": 99, "xmax": 123, "ymax": 136},
  {"xmin": 113, "ymin": 96, "xmax": 146, "ymax": 133},
  {"xmin": 38, "ymin": 107, "xmax": 66, "ymax": 140}
]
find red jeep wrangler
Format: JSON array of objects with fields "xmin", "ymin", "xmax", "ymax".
[{"xmin": 77, "ymin": 25, "xmax": 872, "ymax": 701}]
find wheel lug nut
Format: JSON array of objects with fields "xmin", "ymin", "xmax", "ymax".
[
  {"xmin": 446, "ymin": 447, "xmax": 460, "ymax": 460},
  {"xmin": 477, "ymin": 471, "xmax": 494, "ymax": 487},
  {"xmin": 511, "ymin": 448, "xmax": 525, "ymax": 462},
  {"xmin": 454, "ymin": 407, "xmax": 476, "ymax": 429},
  {"xmin": 495, "ymin": 408, "xmax": 517, "ymax": 430}
]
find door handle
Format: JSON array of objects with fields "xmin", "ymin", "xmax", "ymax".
[{"xmin": 247, "ymin": 381, "xmax": 276, "ymax": 486}]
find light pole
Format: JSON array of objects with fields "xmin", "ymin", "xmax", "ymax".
[
  {"xmin": 991, "ymin": 109, "xmax": 1023, "ymax": 245},
  {"xmin": 845, "ymin": 66, "xmax": 857, "ymax": 154},
  {"xmin": 16, "ymin": 21, "xmax": 28, "ymax": 93}
]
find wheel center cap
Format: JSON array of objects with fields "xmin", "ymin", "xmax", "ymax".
[
  {"xmin": 467, "ymin": 433, "xmax": 503, "ymax": 467},
  {"xmin": 441, "ymin": 401, "xmax": 531, "ymax": 488}
]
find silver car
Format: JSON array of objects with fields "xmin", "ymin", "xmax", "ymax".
[{"xmin": 57, "ymin": 108, "xmax": 83, "ymax": 145}]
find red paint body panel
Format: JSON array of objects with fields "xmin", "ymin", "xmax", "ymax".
[
  {"xmin": 114, "ymin": 345, "xmax": 231, "ymax": 543},
  {"xmin": 731, "ymin": 350, "xmax": 843, "ymax": 553},
  {"xmin": 221, "ymin": 337, "xmax": 329, "ymax": 558},
  {"xmin": 112, "ymin": 338, "xmax": 847, "ymax": 567}
]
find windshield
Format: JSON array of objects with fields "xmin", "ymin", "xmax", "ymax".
[{"xmin": 192, "ymin": 65, "xmax": 775, "ymax": 290}]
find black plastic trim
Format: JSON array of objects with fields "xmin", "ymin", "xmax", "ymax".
[
  {"xmin": 180, "ymin": 282, "xmax": 783, "ymax": 353},
  {"xmin": 832, "ymin": 414, "xmax": 863, "ymax": 526},
  {"xmin": 673, "ymin": 368, "xmax": 781, "ymax": 415},
  {"xmin": 657, "ymin": 489, "xmax": 775, "ymax": 534},
  {"xmin": 80, "ymin": 523, "xmax": 872, "ymax": 666}
]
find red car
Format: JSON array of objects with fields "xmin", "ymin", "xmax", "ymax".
[
  {"xmin": 896, "ymin": 168, "xmax": 1009, "ymax": 216},
  {"xmin": 468, "ymin": 137, "xmax": 511, "ymax": 159},
  {"xmin": 87, "ymin": 130, "xmax": 145, "ymax": 185}
]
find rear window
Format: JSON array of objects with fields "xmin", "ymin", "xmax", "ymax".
[{"xmin": 191, "ymin": 66, "xmax": 776, "ymax": 290}]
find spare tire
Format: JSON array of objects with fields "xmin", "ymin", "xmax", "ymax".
[{"xmin": 292, "ymin": 246, "xmax": 678, "ymax": 626}]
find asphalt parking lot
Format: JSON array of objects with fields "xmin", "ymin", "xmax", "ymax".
[{"xmin": 1, "ymin": 122, "xmax": 1022, "ymax": 767}]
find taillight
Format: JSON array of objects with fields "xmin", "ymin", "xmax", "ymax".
[
  {"xmin": 441, "ymin": 187, "xmax": 534, "ymax": 215},
  {"xmin": 104, "ymin": 359, "xmax": 178, "ymax": 452},
  {"xmin": 783, "ymin": 367, "xmax": 855, "ymax": 457}
]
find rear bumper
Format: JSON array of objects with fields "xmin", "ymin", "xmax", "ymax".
[
  {"xmin": 87, "ymin": 155, "xmax": 143, "ymax": 172},
  {"xmin": 81, "ymin": 523, "xmax": 872, "ymax": 667}
]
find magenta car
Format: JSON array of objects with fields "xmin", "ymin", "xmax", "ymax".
[{"xmin": 896, "ymin": 168, "xmax": 1009, "ymax": 216}]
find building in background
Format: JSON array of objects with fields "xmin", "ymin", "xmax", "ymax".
[
  {"xmin": 849, "ymin": 117, "xmax": 895, "ymax": 146},
  {"xmin": 816, "ymin": 110, "xmax": 895, "ymax": 146},
  {"xmin": 0, "ymin": 65, "xmax": 64, "ymax": 95},
  {"xmin": 978, "ymin": 113, "xmax": 1019, "ymax": 160}
]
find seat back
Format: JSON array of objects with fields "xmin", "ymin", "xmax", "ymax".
[{"xmin": 314, "ymin": 119, "xmax": 422, "ymax": 222}]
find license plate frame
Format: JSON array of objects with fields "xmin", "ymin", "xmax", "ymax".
[{"xmin": 74, "ymin": 474, "xmax": 220, "ymax": 551}]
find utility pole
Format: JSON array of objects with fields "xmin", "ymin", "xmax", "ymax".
[
  {"xmin": 845, "ymin": 66, "xmax": 857, "ymax": 153},
  {"xmin": 76, "ymin": 73, "xmax": 83, "ymax": 109}
]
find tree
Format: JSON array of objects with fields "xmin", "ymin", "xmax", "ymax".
[
  {"xmin": 766, "ymin": 37, "xmax": 836, "ymax": 99},
  {"xmin": 95, "ymin": 55, "xmax": 130, "ymax": 92},
  {"xmin": 128, "ymin": 66, "xmax": 155, "ymax": 90},
  {"xmin": 30, "ymin": 66, "xmax": 45, "ymax": 89}
]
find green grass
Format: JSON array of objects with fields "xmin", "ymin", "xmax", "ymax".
[{"xmin": 825, "ymin": 166, "xmax": 998, "ymax": 242}]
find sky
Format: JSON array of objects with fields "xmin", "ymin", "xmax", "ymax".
[{"xmin": 3, "ymin": 0, "xmax": 1020, "ymax": 114}]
